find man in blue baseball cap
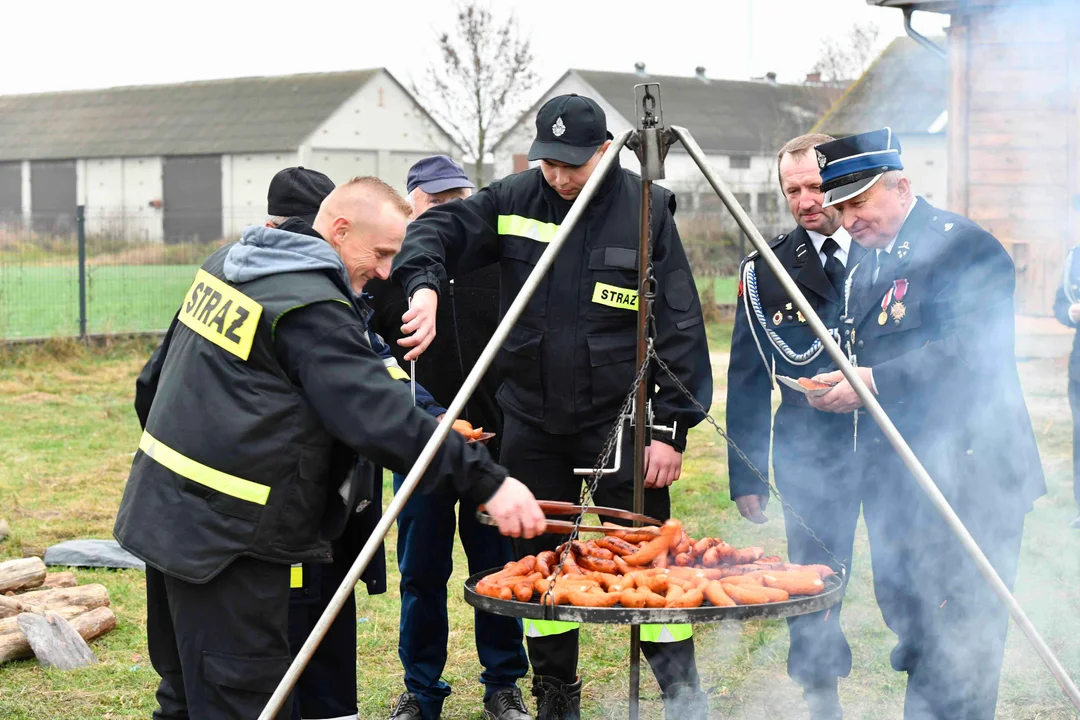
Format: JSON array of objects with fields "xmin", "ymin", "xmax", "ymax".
[
  {"xmin": 364, "ymin": 155, "xmax": 529, "ymax": 720},
  {"xmin": 808, "ymin": 128, "xmax": 1046, "ymax": 719}
]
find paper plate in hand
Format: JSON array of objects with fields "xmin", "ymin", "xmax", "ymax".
[
  {"xmin": 466, "ymin": 432, "xmax": 497, "ymax": 444},
  {"xmin": 776, "ymin": 375, "xmax": 834, "ymax": 398}
]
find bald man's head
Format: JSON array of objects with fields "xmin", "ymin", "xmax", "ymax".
[{"xmin": 314, "ymin": 177, "xmax": 410, "ymax": 292}]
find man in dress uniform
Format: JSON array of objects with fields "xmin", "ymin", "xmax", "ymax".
[
  {"xmin": 808, "ymin": 128, "xmax": 1046, "ymax": 719},
  {"xmin": 726, "ymin": 132, "xmax": 866, "ymax": 719},
  {"xmin": 1053, "ymin": 248, "xmax": 1080, "ymax": 529},
  {"xmin": 389, "ymin": 94, "xmax": 713, "ymax": 719}
]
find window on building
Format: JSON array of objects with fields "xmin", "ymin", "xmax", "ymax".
[
  {"xmin": 756, "ymin": 192, "xmax": 779, "ymax": 215},
  {"xmin": 733, "ymin": 192, "xmax": 751, "ymax": 211},
  {"xmin": 729, "ymin": 155, "xmax": 751, "ymax": 170}
]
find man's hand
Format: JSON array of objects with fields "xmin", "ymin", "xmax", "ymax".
[
  {"xmin": 485, "ymin": 477, "xmax": 546, "ymax": 539},
  {"xmin": 644, "ymin": 442, "xmax": 682, "ymax": 489},
  {"xmin": 1070, "ymin": 303, "xmax": 1080, "ymax": 323},
  {"xmin": 399, "ymin": 288, "xmax": 438, "ymax": 361},
  {"xmin": 735, "ymin": 494, "xmax": 769, "ymax": 524},
  {"xmin": 806, "ymin": 368, "xmax": 876, "ymax": 414}
]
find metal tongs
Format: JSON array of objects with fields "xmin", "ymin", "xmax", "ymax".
[{"xmin": 476, "ymin": 500, "xmax": 662, "ymax": 535}]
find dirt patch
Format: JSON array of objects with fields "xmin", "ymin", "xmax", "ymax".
[{"xmin": 10, "ymin": 391, "xmax": 64, "ymax": 404}]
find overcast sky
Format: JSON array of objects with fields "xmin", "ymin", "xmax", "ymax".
[{"xmin": 2, "ymin": 0, "xmax": 948, "ymax": 97}]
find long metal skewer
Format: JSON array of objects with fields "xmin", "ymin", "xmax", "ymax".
[
  {"xmin": 257, "ymin": 129, "xmax": 634, "ymax": 720},
  {"xmin": 670, "ymin": 125, "xmax": 1080, "ymax": 711}
]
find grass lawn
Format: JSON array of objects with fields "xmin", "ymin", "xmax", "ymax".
[
  {"xmin": 0, "ymin": 327, "xmax": 1077, "ymax": 718},
  {"xmin": 0, "ymin": 265, "xmax": 196, "ymax": 339}
]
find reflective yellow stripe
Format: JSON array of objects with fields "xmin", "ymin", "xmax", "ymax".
[
  {"xmin": 387, "ymin": 366, "xmax": 409, "ymax": 381},
  {"xmin": 523, "ymin": 619, "xmax": 578, "ymax": 637},
  {"xmin": 290, "ymin": 564, "xmax": 303, "ymax": 589},
  {"xmin": 139, "ymin": 431, "xmax": 271, "ymax": 506},
  {"xmin": 591, "ymin": 282, "xmax": 639, "ymax": 311},
  {"xmin": 640, "ymin": 623, "xmax": 693, "ymax": 643},
  {"xmin": 178, "ymin": 269, "xmax": 264, "ymax": 360},
  {"xmin": 497, "ymin": 214, "xmax": 560, "ymax": 244}
]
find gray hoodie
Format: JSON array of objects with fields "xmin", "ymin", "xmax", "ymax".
[{"xmin": 223, "ymin": 225, "xmax": 352, "ymax": 292}]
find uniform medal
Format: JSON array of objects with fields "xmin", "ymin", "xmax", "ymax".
[
  {"xmin": 890, "ymin": 279, "xmax": 908, "ymax": 324},
  {"xmin": 878, "ymin": 286, "xmax": 894, "ymax": 326}
]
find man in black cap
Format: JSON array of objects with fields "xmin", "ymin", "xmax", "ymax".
[
  {"xmin": 364, "ymin": 156, "xmax": 531, "ymax": 720},
  {"xmin": 808, "ymin": 128, "xmax": 1046, "ymax": 719},
  {"xmin": 390, "ymin": 94, "xmax": 714, "ymax": 720}
]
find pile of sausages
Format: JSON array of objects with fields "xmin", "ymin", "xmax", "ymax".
[{"xmin": 475, "ymin": 520, "xmax": 835, "ymax": 609}]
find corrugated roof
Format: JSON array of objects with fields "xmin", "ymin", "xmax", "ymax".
[
  {"xmin": 568, "ymin": 70, "xmax": 836, "ymax": 154},
  {"xmin": 0, "ymin": 69, "xmax": 382, "ymax": 161},
  {"xmin": 815, "ymin": 37, "xmax": 948, "ymax": 136}
]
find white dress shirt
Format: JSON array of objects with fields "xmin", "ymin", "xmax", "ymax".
[{"xmin": 807, "ymin": 227, "xmax": 853, "ymax": 268}]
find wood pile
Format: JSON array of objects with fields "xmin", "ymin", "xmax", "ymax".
[{"xmin": 0, "ymin": 557, "xmax": 116, "ymax": 665}]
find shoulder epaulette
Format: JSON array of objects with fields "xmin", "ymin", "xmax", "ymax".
[{"xmin": 747, "ymin": 233, "xmax": 786, "ymax": 261}]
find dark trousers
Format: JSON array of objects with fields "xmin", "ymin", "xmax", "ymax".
[
  {"xmin": 862, "ymin": 449, "xmax": 1025, "ymax": 720},
  {"xmin": 1070, "ymin": 379, "xmax": 1080, "ymax": 508},
  {"xmin": 501, "ymin": 414, "xmax": 700, "ymax": 692},
  {"xmin": 393, "ymin": 472, "xmax": 529, "ymax": 720},
  {"xmin": 146, "ymin": 557, "xmax": 293, "ymax": 720},
  {"xmin": 287, "ymin": 559, "xmax": 358, "ymax": 720},
  {"xmin": 772, "ymin": 409, "xmax": 860, "ymax": 689}
]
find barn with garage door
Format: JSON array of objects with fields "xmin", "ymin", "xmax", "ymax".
[{"xmin": 0, "ymin": 68, "xmax": 462, "ymax": 243}]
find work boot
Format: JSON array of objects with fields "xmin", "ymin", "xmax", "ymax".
[
  {"xmin": 532, "ymin": 675, "xmax": 581, "ymax": 720},
  {"xmin": 662, "ymin": 682, "xmax": 709, "ymax": 720},
  {"xmin": 804, "ymin": 683, "xmax": 843, "ymax": 720},
  {"xmin": 483, "ymin": 686, "xmax": 532, "ymax": 720},
  {"xmin": 388, "ymin": 691, "xmax": 424, "ymax": 720}
]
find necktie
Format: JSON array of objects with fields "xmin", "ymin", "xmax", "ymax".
[
  {"xmin": 873, "ymin": 249, "xmax": 894, "ymax": 284},
  {"xmin": 821, "ymin": 237, "xmax": 845, "ymax": 299}
]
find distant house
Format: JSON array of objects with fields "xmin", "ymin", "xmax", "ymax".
[
  {"xmin": 492, "ymin": 66, "xmax": 836, "ymax": 236},
  {"xmin": 814, "ymin": 36, "xmax": 949, "ymax": 207},
  {"xmin": 868, "ymin": 0, "xmax": 1080, "ymax": 317},
  {"xmin": 0, "ymin": 69, "xmax": 461, "ymax": 242}
]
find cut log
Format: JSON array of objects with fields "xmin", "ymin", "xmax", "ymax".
[
  {"xmin": 41, "ymin": 572, "xmax": 78, "ymax": 590},
  {"xmin": 0, "ymin": 607, "xmax": 116, "ymax": 665},
  {"xmin": 0, "ymin": 557, "xmax": 46, "ymax": 594},
  {"xmin": 0, "ymin": 605, "xmax": 85, "ymax": 635},
  {"xmin": 0, "ymin": 584, "xmax": 109, "ymax": 619}
]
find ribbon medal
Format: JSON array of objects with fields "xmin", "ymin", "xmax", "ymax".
[
  {"xmin": 878, "ymin": 286, "xmax": 894, "ymax": 326},
  {"xmin": 890, "ymin": 279, "xmax": 908, "ymax": 324}
]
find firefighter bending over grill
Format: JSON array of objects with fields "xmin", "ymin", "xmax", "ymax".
[
  {"xmin": 114, "ymin": 176, "xmax": 544, "ymax": 719},
  {"xmin": 390, "ymin": 94, "xmax": 713, "ymax": 720}
]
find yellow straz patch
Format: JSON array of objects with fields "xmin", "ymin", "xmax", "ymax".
[
  {"xmin": 178, "ymin": 269, "xmax": 264, "ymax": 360},
  {"xmin": 591, "ymin": 282, "xmax": 638, "ymax": 311}
]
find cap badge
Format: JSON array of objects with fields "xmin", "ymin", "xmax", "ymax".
[
  {"xmin": 816, "ymin": 149, "xmax": 827, "ymax": 169},
  {"xmin": 944, "ymin": 222, "xmax": 954, "ymax": 232},
  {"xmin": 552, "ymin": 116, "xmax": 566, "ymax": 137}
]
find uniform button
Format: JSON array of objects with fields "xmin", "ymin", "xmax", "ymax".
[
  {"xmin": 873, "ymin": 438, "xmax": 881, "ymax": 444},
  {"xmin": 966, "ymin": 449, "xmax": 974, "ymax": 456},
  {"xmin": 857, "ymin": 340, "xmax": 864, "ymax": 348}
]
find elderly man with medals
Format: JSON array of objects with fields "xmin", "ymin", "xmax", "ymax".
[{"xmin": 806, "ymin": 128, "xmax": 1046, "ymax": 720}]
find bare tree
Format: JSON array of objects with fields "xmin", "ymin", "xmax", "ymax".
[
  {"xmin": 413, "ymin": 2, "xmax": 538, "ymax": 188},
  {"xmin": 810, "ymin": 22, "xmax": 882, "ymax": 83}
]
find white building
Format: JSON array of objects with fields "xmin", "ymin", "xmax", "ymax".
[
  {"xmin": 0, "ymin": 69, "xmax": 462, "ymax": 242},
  {"xmin": 491, "ymin": 66, "xmax": 836, "ymax": 236},
  {"xmin": 814, "ymin": 37, "xmax": 949, "ymax": 207}
]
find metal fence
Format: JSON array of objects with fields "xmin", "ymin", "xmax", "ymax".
[
  {"xmin": 0, "ymin": 207, "xmax": 226, "ymax": 341},
  {"xmin": 0, "ymin": 205, "xmax": 780, "ymax": 341}
]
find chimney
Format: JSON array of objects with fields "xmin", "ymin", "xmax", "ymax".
[
  {"xmin": 766, "ymin": 71, "xmax": 777, "ymax": 84},
  {"xmin": 634, "ymin": 61, "xmax": 647, "ymax": 76},
  {"xmin": 805, "ymin": 72, "xmax": 821, "ymax": 83},
  {"xmin": 695, "ymin": 66, "xmax": 707, "ymax": 80}
]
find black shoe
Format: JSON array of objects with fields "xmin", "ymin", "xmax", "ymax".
[
  {"xmin": 389, "ymin": 691, "xmax": 424, "ymax": 720},
  {"xmin": 1070, "ymin": 514, "xmax": 1080, "ymax": 530},
  {"xmin": 662, "ymin": 682, "xmax": 709, "ymax": 720},
  {"xmin": 804, "ymin": 683, "xmax": 843, "ymax": 720},
  {"xmin": 532, "ymin": 675, "xmax": 581, "ymax": 720},
  {"xmin": 483, "ymin": 686, "xmax": 532, "ymax": 720}
]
